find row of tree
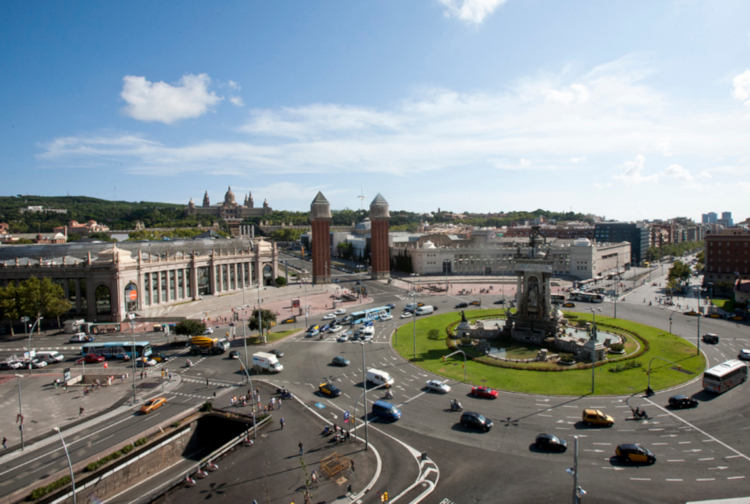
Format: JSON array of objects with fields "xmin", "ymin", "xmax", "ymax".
[
  {"xmin": 646, "ymin": 241, "xmax": 704, "ymax": 262},
  {"xmin": 0, "ymin": 277, "xmax": 71, "ymax": 335},
  {"xmin": 174, "ymin": 308, "xmax": 279, "ymax": 339}
]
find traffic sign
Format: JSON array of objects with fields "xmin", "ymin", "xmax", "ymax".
[{"xmin": 343, "ymin": 410, "xmax": 350, "ymax": 423}]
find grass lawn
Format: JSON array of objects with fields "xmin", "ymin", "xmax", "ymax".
[
  {"xmin": 711, "ymin": 298, "xmax": 736, "ymax": 313},
  {"xmin": 392, "ymin": 310, "xmax": 706, "ymax": 396},
  {"xmin": 248, "ymin": 328, "xmax": 300, "ymax": 344}
]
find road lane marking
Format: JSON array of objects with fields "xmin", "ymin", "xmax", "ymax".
[
  {"xmin": 630, "ymin": 478, "xmax": 651, "ymax": 481},
  {"xmin": 698, "ymin": 457, "xmax": 714, "ymax": 461},
  {"xmin": 727, "ymin": 476, "xmax": 745, "ymax": 480},
  {"xmin": 667, "ymin": 460, "xmax": 684, "ymax": 462},
  {"xmin": 696, "ymin": 478, "xmax": 715, "ymax": 482},
  {"xmin": 652, "ymin": 443, "xmax": 668, "ymax": 446},
  {"xmin": 666, "ymin": 479, "xmax": 683, "ymax": 482}
]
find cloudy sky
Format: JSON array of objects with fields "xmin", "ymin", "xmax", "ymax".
[{"xmin": 2, "ymin": 1, "xmax": 750, "ymax": 221}]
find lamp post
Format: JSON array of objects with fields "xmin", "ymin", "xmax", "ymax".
[
  {"xmin": 53, "ymin": 427, "xmax": 76, "ymax": 504},
  {"xmin": 237, "ymin": 305, "xmax": 257, "ymax": 438},
  {"xmin": 412, "ymin": 290, "xmax": 418, "ymax": 361},
  {"xmin": 15, "ymin": 374, "xmax": 24, "ymax": 450},
  {"xmin": 566, "ymin": 435, "xmax": 585, "ymax": 503},
  {"xmin": 585, "ymin": 307, "xmax": 602, "ymax": 394},
  {"xmin": 27, "ymin": 316, "xmax": 43, "ymax": 374},
  {"xmin": 668, "ymin": 312, "xmax": 674, "ymax": 334},
  {"xmin": 361, "ymin": 341, "xmax": 370, "ymax": 450},
  {"xmin": 303, "ymin": 281, "xmax": 308, "ymax": 329},
  {"xmin": 696, "ymin": 289, "xmax": 701, "ymax": 356},
  {"xmin": 128, "ymin": 313, "xmax": 137, "ymax": 404},
  {"xmin": 646, "ymin": 356, "xmax": 682, "ymax": 392}
]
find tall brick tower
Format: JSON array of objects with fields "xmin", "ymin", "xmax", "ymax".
[
  {"xmin": 310, "ymin": 192, "xmax": 332, "ymax": 284},
  {"xmin": 369, "ymin": 193, "xmax": 391, "ymax": 280}
]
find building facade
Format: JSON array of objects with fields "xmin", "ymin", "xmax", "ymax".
[
  {"xmin": 594, "ymin": 222, "xmax": 649, "ymax": 265},
  {"xmin": 0, "ymin": 239, "xmax": 278, "ymax": 323},
  {"xmin": 185, "ymin": 186, "xmax": 273, "ymax": 220},
  {"xmin": 369, "ymin": 194, "xmax": 391, "ymax": 280},
  {"xmin": 310, "ymin": 192, "xmax": 332, "ymax": 284},
  {"xmin": 703, "ymin": 229, "xmax": 750, "ymax": 290}
]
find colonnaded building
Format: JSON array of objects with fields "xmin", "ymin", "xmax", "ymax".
[{"xmin": 0, "ymin": 238, "xmax": 278, "ymax": 323}]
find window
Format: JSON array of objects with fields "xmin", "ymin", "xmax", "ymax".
[
  {"xmin": 152, "ymin": 272, "xmax": 159, "ymax": 303},
  {"xmin": 185, "ymin": 268, "xmax": 191, "ymax": 296},
  {"xmin": 161, "ymin": 271, "xmax": 167, "ymax": 302},
  {"xmin": 169, "ymin": 270, "xmax": 175, "ymax": 301},
  {"xmin": 144, "ymin": 274, "xmax": 150, "ymax": 305},
  {"xmin": 95, "ymin": 285, "xmax": 111, "ymax": 315},
  {"xmin": 177, "ymin": 270, "xmax": 184, "ymax": 298}
]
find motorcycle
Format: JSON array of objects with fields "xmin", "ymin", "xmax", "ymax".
[
  {"xmin": 632, "ymin": 408, "xmax": 648, "ymax": 420},
  {"xmin": 186, "ymin": 359, "xmax": 193, "ymax": 368},
  {"xmin": 645, "ymin": 386, "xmax": 654, "ymax": 397},
  {"xmin": 281, "ymin": 391, "xmax": 294, "ymax": 400},
  {"xmin": 384, "ymin": 390, "xmax": 394, "ymax": 400},
  {"xmin": 450, "ymin": 400, "xmax": 463, "ymax": 412}
]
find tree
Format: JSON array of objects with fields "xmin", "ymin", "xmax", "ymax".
[
  {"xmin": 269, "ymin": 228, "xmax": 304, "ymax": 242},
  {"xmin": 428, "ymin": 329, "xmax": 440, "ymax": 340},
  {"xmin": 667, "ymin": 260, "xmax": 692, "ymax": 287},
  {"xmin": 18, "ymin": 277, "xmax": 71, "ymax": 331},
  {"xmin": 337, "ymin": 242, "xmax": 353, "ymax": 260},
  {"xmin": 248, "ymin": 309, "xmax": 277, "ymax": 340},
  {"xmin": 0, "ymin": 282, "xmax": 22, "ymax": 336},
  {"xmin": 174, "ymin": 319, "xmax": 206, "ymax": 337},
  {"xmin": 275, "ymin": 276, "xmax": 287, "ymax": 287}
]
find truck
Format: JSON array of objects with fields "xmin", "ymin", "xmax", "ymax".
[
  {"xmin": 252, "ymin": 352, "xmax": 284, "ymax": 373},
  {"xmin": 189, "ymin": 336, "xmax": 230, "ymax": 355}
]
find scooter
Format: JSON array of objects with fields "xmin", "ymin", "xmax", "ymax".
[
  {"xmin": 384, "ymin": 390, "xmax": 394, "ymax": 400},
  {"xmin": 450, "ymin": 400, "xmax": 463, "ymax": 412},
  {"xmin": 632, "ymin": 408, "xmax": 649, "ymax": 420}
]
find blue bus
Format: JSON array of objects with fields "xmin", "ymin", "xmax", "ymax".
[
  {"xmin": 350, "ymin": 306, "xmax": 392, "ymax": 325},
  {"xmin": 81, "ymin": 341, "xmax": 153, "ymax": 359}
]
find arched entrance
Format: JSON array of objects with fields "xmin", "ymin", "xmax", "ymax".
[
  {"xmin": 263, "ymin": 264, "xmax": 273, "ymax": 286},
  {"xmin": 95, "ymin": 285, "xmax": 111, "ymax": 315},
  {"xmin": 124, "ymin": 282, "xmax": 138, "ymax": 313}
]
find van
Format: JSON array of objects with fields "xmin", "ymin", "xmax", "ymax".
[
  {"xmin": 69, "ymin": 333, "xmax": 92, "ymax": 343},
  {"xmin": 582, "ymin": 409, "xmax": 615, "ymax": 427},
  {"xmin": 366, "ymin": 369, "xmax": 394, "ymax": 388},
  {"xmin": 372, "ymin": 400, "xmax": 401, "ymax": 421},
  {"xmin": 36, "ymin": 351, "xmax": 64, "ymax": 363},
  {"xmin": 415, "ymin": 305, "xmax": 434, "ymax": 316},
  {"xmin": 358, "ymin": 326, "xmax": 375, "ymax": 340}
]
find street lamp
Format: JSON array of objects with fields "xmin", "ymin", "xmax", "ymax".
[
  {"xmin": 585, "ymin": 307, "xmax": 602, "ymax": 394},
  {"xmin": 127, "ymin": 313, "xmax": 137, "ymax": 403},
  {"xmin": 236, "ymin": 304, "xmax": 257, "ymax": 439},
  {"xmin": 27, "ymin": 316, "xmax": 43, "ymax": 374},
  {"xmin": 412, "ymin": 290, "xmax": 418, "ymax": 361},
  {"xmin": 53, "ymin": 427, "xmax": 76, "ymax": 504},
  {"xmin": 566, "ymin": 436, "xmax": 585, "ymax": 503},
  {"xmin": 15, "ymin": 374, "xmax": 24, "ymax": 450},
  {"xmin": 668, "ymin": 312, "xmax": 674, "ymax": 334}
]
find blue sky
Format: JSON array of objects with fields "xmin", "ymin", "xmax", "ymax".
[{"xmin": 2, "ymin": 0, "xmax": 750, "ymax": 222}]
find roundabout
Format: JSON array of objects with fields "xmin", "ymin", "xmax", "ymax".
[{"xmin": 392, "ymin": 309, "xmax": 707, "ymax": 396}]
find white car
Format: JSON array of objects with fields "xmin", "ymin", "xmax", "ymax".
[
  {"xmin": 136, "ymin": 358, "xmax": 157, "ymax": 367},
  {"xmin": 30, "ymin": 359, "xmax": 48, "ymax": 368},
  {"xmin": 329, "ymin": 325, "xmax": 343, "ymax": 333},
  {"xmin": 425, "ymin": 379, "xmax": 451, "ymax": 393},
  {"xmin": 334, "ymin": 308, "xmax": 346, "ymax": 315},
  {"xmin": 337, "ymin": 334, "xmax": 349, "ymax": 342},
  {"xmin": 203, "ymin": 328, "xmax": 214, "ymax": 335},
  {"xmin": 380, "ymin": 313, "xmax": 393, "ymax": 321},
  {"xmin": 400, "ymin": 312, "xmax": 412, "ymax": 319},
  {"xmin": 739, "ymin": 349, "xmax": 750, "ymax": 361},
  {"xmin": 322, "ymin": 313, "xmax": 336, "ymax": 320}
]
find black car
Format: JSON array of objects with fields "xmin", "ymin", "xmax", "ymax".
[
  {"xmin": 535, "ymin": 433, "xmax": 567, "ymax": 452},
  {"xmin": 270, "ymin": 349, "xmax": 284, "ymax": 358},
  {"xmin": 455, "ymin": 302, "xmax": 469, "ymax": 309},
  {"xmin": 229, "ymin": 350, "xmax": 241, "ymax": 359},
  {"xmin": 493, "ymin": 299, "xmax": 505, "ymax": 305},
  {"xmin": 460, "ymin": 412, "xmax": 493, "ymax": 432},
  {"xmin": 616, "ymin": 444, "xmax": 656, "ymax": 464},
  {"xmin": 701, "ymin": 333, "xmax": 719, "ymax": 344},
  {"xmin": 668, "ymin": 395, "xmax": 698, "ymax": 409}
]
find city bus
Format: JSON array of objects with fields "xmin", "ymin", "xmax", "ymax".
[
  {"xmin": 81, "ymin": 341, "xmax": 153, "ymax": 360},
  {"xmin": 350, "ymin": 306, "xmax": 392, "ymax": 325},
  {"xmin": 551, "ymin": 293, "xmax": 566, "ymax": 304},
  {"xmin": 702, "ymin": 360, "xmax": 748, "ymax": 394},
  {"xmin": 569, "ymin": 290, "xmax": 604, "ymax": 303}
]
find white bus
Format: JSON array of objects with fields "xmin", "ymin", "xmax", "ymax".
[
  {"xmin": 702, "ymin": 360, "xmax": 748, "ymax": 394},
  {"xmin": 569, "ymin": 290, "xmax": 604, "ymax": 303}
]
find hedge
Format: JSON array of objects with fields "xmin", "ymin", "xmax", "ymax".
[{"xmin": 28, "ymin": 476, "xmax": 71, "ymax": 501}]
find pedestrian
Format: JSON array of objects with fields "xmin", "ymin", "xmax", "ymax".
[
  {"xmin": 298, "ymin": 441, "xmax": 303, "ymax": 455},
  {"xmin": 144, "ymin": 370, "xmax": 148, "ymax": 378},
  {"xmin": 2, "ymin": 437, "xmax": 6, "ymax": 449},
  {"xmin": 140, "ymin": 371, "xmax": 144, "ymax": 380},
  {"xmin": 168, "ymin": 372, "xmax": 172, "ymax": 382},
  {"xmin": 121, "ymin": 374, "xmax": 125, "ymax": 384},
  {"xmin": 278, "ymin": 398, "xmax": 282, "ymax": 409},
  {"xmin": 280, "ymin": 417, "xmax": 285, "ymax": 429},
  {"xmin": 79, "ymin": 406, "xmax": 85, "ymax": 416},
  {"xmin": 206, "ymin": 377, "xmax": 210, "ymax": 387},
  {"xmin": 311, "ymin": 471, "xmax": 318, "ymax": 488},
  {"xmin": 350, "ymin": 460, "xmax": 354, "ymax": 473},
  {"xmin": 64, "ymin": 384, "xmax": 67, "ymax": 393},
  {"xmin": 271, "ymin": 397, "xmax": 276, "ymax": 410}
]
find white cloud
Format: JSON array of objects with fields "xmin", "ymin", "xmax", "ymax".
[
  {"xmin": 520, "ymin": 158, "xmax": 531, "ymax": 167},
  {"xmin": 739, "ymin": 181, "xmax": 750, "ymax": 193},
  {"xmin": 544, "ymin": 84, "xmax": 589, "ymax": 104},
  {"xmin": 569, "ymin": 156, "xmax": 587, "ymax": 164},
  {"xmin": 230, "ymin": 96, "xmax": 245, "ymax": 107},
  {"xmin": 733, "ymin": 70, "xmax": 750, "ymax": 107},
  {"xmin": 227, "ymin": 80, "xmax": 241, "ymax": 91},
  {"xmin": 613, "ymin": 155, "xmax": 659, "ymax": 185},
  {"xmin": 662, "ymin": 163, "xmax": 693, "ymax": 181},
  {"xmin": 438, "ymin": 0, "xmax": 507, "ymax": 25},
  {"xmin": 120, "ymin": 73, "xmax": 223, "ymax": 124}
]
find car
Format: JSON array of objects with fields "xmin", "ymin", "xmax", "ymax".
[
  {"xmin": 334, "ymin": 308, "xmax": 346, "ymax": 315},
  {"xmin": 582, "ymin": 409, "xmax": 615, "ymax": 427},
  {"xmin": 380, "ymin": 314, "xmax": 393, "ymax": 321},
  {"xmin": 425, "ymin": 379, "xmax": 451, "ymax": 393},
  {"xmin": 78, "ymin": 354, "xmax": 105, "ymax": 364},
  {"xmin": 668, "ymin": 395, "xmax": 698, "ymax": 409},
  {"xmin": 319, "ymin": 382, "xmax": 342, "ymax": 397},
  {"xmin": 493, "ymin": 299, "xmax": 505, "ymax": 305},
  {"xmin": 470, "ymin": 386, "xmax": 499, "ymax": 399},
  {"xmin": 332, "ymin": 278, "xmax": 341, "ymax": 283},
  {"xmin": 307, "ymin": 325, "xmax": 320, "ymax": 332},
  {"xmin": 270, "ymin": 349, "xmax": 284, "ymax": 358},
  {"xmin": 332, "ymin": 356, "xmax": 350, "ymax": 366},
  {"xmin": 30, "ymin": 359, "xmax": 48, "ymax": 368},
  {"xmin": 329, "ymin": 325, "xmax": 343, "ymax": 333},
  {"xmin": 460, "ymin": 411, "xmax": 493, "ymax": 432},
  {"xmin": 152, "ymin": 353, "xmax": 171, "ymax": 363},
  {"xmin": 616, "ymin": 444, "xmax": 656, "ymax": 464},
  {"xmin": 1, "ymin": 361, "xmax": 24, "ymax": 370},
  {"xmin": 738, "ymin": 349, "xmax": 750, "ymax": 361},
  {"xmin": 337, "ymin": 334, "xmax": 349, "ymax": 342},
  {"xmin": 732, "ymin": 315, "xmax": 745, "ymax": 321},
  {"xmin": 701, "ymin": 333, "xmax": 719, "ymax": 344},
  {"xmin": 400, "ymin": 312, "xmax": 412, "ymax": 319},
  {"xmin": 684, "ymin": 310, "xmax": 701, "ymax": 317},
  {"xmin": 140, "ymin": 397, "xmax": 167, "ymax": 414},
  {"xmin": 386, "ymin": 303, "xmax": 396, "ymax": 309},
  {"xmin": 563, "ymin": 302, "xmax": 576, "ymax": 308},
  {"xmin": 455, "ymin": 302, "xmax": 469, "ymax": 308},
  {"xmin": 322, "ymin": 313, "xmax": 336, "ymax": 320},
  {"xmin": 203, "ymin": 327, "xmax": 214, "ymax": 334},
  {"xmin": 69, "ymin": 334, "xmax": 95, "ymax": 343},
  {"xmin": 136, "ymin": 358, "xmax": 157, "ymax": 367},
  {"xmin": 306, "ymin": 329, "xmax": 319, "ymax": 338},
  {"xmin": 229, "ymin": 350, "xmax": 242, "ymax": 359},
  {"xmin": 469, "ymin": 300, "xmax": 481, "ymax": 306},
  {"xmin": 280, "ymin": 316, "xmax": 297, "ymax": 324},
  {"xmin": 708, "ymin": 313, "xmax": 722, "ymax": 319},
  {"xmin": 535, "ymin": 433, "xmax": 568, "ymax": 452}
]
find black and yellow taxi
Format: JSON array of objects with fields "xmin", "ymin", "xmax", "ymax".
[
  {"xmin": 562, "ymin": 301, "xmax": 576, "ymax": 308},
  {"xmin": 319, "ymin": 382, "xmax": 342, "ymax": 397},
  {"xmin": 140, "ymin": 397, "xmax": 167, "ymax": 414},
  {"xmin": 616, "ymin": 444, "xmax": 656, "ymax": 464},
  {"xmin": 280, "ymin": 316, "xmax": 297, "ymax": 324}
]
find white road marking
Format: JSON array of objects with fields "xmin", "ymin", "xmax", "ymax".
[
  {"xmin": 698, "ymin": 457, "xmax": 714, "ymax": 461},
  {"xmin": 696, "ymin": 478, "xmax": 715, "ymax": 482},
  {"xmin": 652, "ymin": 443, "xmax": 668, "ymax": 446},
  {"xmin": 727, "ymin": 476, "xmax": 745, "ymax": 480},
  {"xmin": 630, "ymin": 478, "xmax": 651, "ymax": 481},
  {"xmin": 666, "ymin": 479, "xmax": 683, "ymax": 482},
  {"xmin": 667, "ymin": 459, "xmax": 684, "ymax": 462}
]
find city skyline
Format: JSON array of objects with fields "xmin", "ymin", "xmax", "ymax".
[{"xmin": 2, "ymin": 1, "xmax": 750, "ymax": 221}]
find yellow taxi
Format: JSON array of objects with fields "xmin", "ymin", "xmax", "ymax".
[
  {"xmin": 140, "ymin": 397, "xmax": 167, "ymax": 414},
  {"xmin": 563, "ymin": 302, "xmax": 576, "ymax": 308},
  {"xmin": 616, "ymin": 444, "xmax": 656, "ymax": 464},
  {"xmin": 582, "ymin": 409, "xmax": 614, "ymax": 427}
]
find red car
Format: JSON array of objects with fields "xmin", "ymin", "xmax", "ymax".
[
  {"xmin": 471, "ymin": 386, "xmax": 499, "ymax": 399},
  {"xmin": 77, "ymin": 354, "xmax": 105, "ymax": 364}
]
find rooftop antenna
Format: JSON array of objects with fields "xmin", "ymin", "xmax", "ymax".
[{"xmin": 358, "ymin": 186, "xmax": 365, "ymax": 211}]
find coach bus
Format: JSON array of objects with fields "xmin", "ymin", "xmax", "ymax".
[
  {"xmin": 81, "ymin": 341, "xmax": 153, "ymax": 360},
  {"xmin": 569, "ymin": 290, "xmax": 604, "ymax": 303},
  {"xmin": 350, "ymin": 306, "xmax": 392, "ymax": 325},
  {"xmin": 551, "ymin": 293, "xmax": 566, "ymax": 304},
  {"xmin": 702, "ymin": 360, "xmax": 748, "ymax": 394}
]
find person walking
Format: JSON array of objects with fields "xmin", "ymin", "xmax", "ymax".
[
  {"xmin": 79, "ymin": 406, "xmax": 85, "ymax": 416},
  {"xmin": 168, "ymin": 372, "xmax": 172, "ymax": 382},
  {"xmin": 280, "ymin": 417, "xmax": 285, "ymax": 429},
  {"xmin": 140, "ymin": 371, "xmax": 144, "ymax": 380},
  {"xmin": 278, "ymin": 398, "xmax": 282, "ymax": 409},
  {"xmin": 298, "ymin": 441, "xmax": 303, "ymax": 455},
  {"xmin": 2, "ymin": 437, "xmax": 7, "ymax": 450},
  {"xmin": 206, "ymin": 377, "xmax": 210, "ymax": 387}
]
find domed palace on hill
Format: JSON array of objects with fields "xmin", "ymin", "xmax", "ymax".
[{"xmin": 185, "ymin": 186, "xmax": 273, "ymax": 220}]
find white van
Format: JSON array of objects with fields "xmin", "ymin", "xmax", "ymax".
[
  {"xmin": 415, "ymin": 305, "xmax": 434, "ymax": 316},
  {"xmin": 36, "ymin": 351, "xmax": 64, "ymax": 363},
  {"xmin": 69, "ymin": 332, "xmax": 90, "ymax": 343},
  {"xmin": 358, "ymin": 326, "xmax": 375, "ymax": 340},
  {"xmin": 366, "ymin": 369, "xmax": 394, "ymax": 388}
]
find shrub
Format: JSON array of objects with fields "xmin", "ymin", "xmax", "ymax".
[
  {"xmin": 558, "ymin": 353, "xmax": 575, "ymax": 364},
  {"xmin": 28, "ymin": 476, "xmax": 71, "ymax": 500},
  {"xmin": 134, "ymin": 437, "xmax": 148, "ymax": 446},
  {"xmin": 608, "ymin": 360, "xmax": 643, "ymax": 373},
  {"xmin": 200, "ymin": 401, "xmax": 213, "ymax": 412},
  {"xmin": 428, "ymin": 329, "xmax": 440, "ymax": 340},
  {"xmin": 610, "ymin": 343, "xmax": 625, "ymax": 352},
  {"xmin": 121, "ymin": 444, "xmax": 134, "ymax": 454},
  {"xmin": 171, "ymin": 421, "xmax": 181, "ymax": 428},
  {"xmin": 85, "ymin": 450, "xmax": 122, "ymax": 472}
]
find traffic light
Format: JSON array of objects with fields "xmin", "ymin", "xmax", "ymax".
[{"xmin": 380, "ymin": 491, "xmax": 388, "ymax": 502}]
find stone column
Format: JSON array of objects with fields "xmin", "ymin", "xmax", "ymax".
[
  {"xmin": 516, "ymin": 274, "xmax": 523, "ymax": 307},
  {"xmin": 369, "ymin": 193, "xmax": 391, "ymax": 280},
  {"xmin": 310, "ymin": 192, "xmax": 332, "ymax": 284}
]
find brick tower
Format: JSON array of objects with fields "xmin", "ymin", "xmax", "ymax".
[
  {"xmin": 369, "ymin": 193, "xmax": 391, "ymax": 280},
  {"xmin": 310, "ymin": 192, "xmax": 332, "ymax": 284}
]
